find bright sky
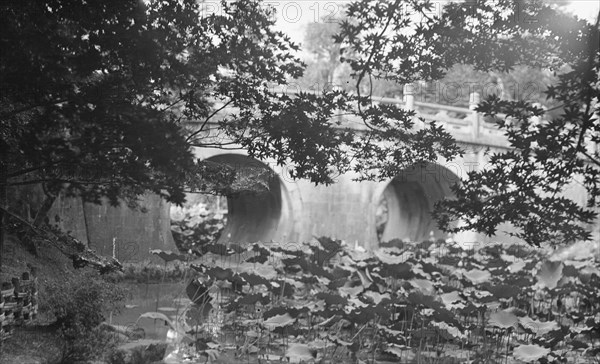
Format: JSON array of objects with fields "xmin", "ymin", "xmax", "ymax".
[
  {"xmin": 270, "ymin": 0, "xmax": 600, "ymax": 46},
  {"xmin": 563, "ymin": 0, "xmax": 600, "ymax": 22}
]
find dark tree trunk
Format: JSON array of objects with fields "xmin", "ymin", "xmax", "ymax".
[
  {"xmin": 32, "ymin": 185, "xmax": 57, "ymax": 227},
  {"xmin": 25, "ymin": 183, "xmax": 59, "ymax": 256},
  {"xmin": 81, "ymin": 198, "xmax": 92, "ymax": 248},
  {"xmin": 0, "ymin": 155, "xmax": 6, "ymax": 278}
]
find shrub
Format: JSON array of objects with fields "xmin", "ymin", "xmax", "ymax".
[
  {"xmin": 170, "ymin": 203, "xmax": 226, "ymax": 253},
  {"xmin": 41, "ymin": 269, "xmax": 127, "ymax": 363}
]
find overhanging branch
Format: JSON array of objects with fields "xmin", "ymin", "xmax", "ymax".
[{"xmin": 185, "ymin": 99, "xmax": 233, "ymax": 143}]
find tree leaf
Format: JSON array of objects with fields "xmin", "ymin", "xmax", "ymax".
[
  {"xmin": 486, "ymin": 284, "xmax": 520, "ymax": 299},
  {"xmin": 409, "ymin": 279, "xmax": 435, "ymax": 294},
  {"xmin": 285, "ymin": 343, "xmax": 314, "ymax": 363},
  {"xmin": 489, "ymin": 310, "xmax": 518, "ymax": 329},
  {"xmin": 513, "ymin": 344, "xmax": 550, "ymax": 361},
  {"xmin": 518, "ymin": 317, "xmax": 559, "ymax": 336},
  {"xmin": 463, "ymin": 269, "xmax": 491, "ymax": 284},
  {"xmin": 263, "ymin": 313, "xmax": 296, "ymax": 329},
  {"xmin": 316, "ymin": 292, "xmax": 348, "ymax": 305}
]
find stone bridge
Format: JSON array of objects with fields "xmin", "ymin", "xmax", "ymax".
[{"xmin": 44, "ymin": 90, "xmax": 594, "ymax": 261}]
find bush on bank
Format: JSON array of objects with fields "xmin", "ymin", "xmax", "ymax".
[{"xmin": 41, "ymin": 269, "xmax": 127, "ymax": 363}]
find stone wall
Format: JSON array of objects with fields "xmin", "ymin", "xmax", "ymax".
[{"xmin": 7, "ymin": 185, "xmax": 177, "ymax": 262}]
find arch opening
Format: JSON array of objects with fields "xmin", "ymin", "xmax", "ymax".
[
  {"xmin": 173, "ymin": 154, "xmax": 290, "ymax": 245},
  {"xmin": 376, "ymin": 163, "xmax": 460, "ymax": 243},
  {"xmin": 218, "ymin": 155, "xmax": 283, "ymax": 244}
]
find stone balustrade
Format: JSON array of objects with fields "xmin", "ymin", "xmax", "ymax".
[{"xmin": 185, "ymin": 87, "xmax": 511, "ymax": 149}]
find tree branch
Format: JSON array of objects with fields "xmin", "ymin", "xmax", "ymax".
[
  {"xmin": 580, "ymin": 149, "xmax": 600, "ymax": 168},
  {"xmin": 7, "ymin": 160, "xmax": 69, "ymax": 178},
  {"xmin": 4, "ymin": 178, "xmax": 136, "ymax": 187},
  {"xmin": 185, "ymin": 100, "xmax": 233, "ymax": 143},
  {"xmin": 0, "ymin": 99, "xmax": 68, "ymax": 118},
  {"xmin": 0, "ymin": 205, "xmax": 122, "ymax": 273},
  {"xmin": 354, "ymin": 0, "xmax": 400, "ymax": 131},
  {"xmin": 574, "ymin": 14, "xmax": 599, "ymax": 158},
  {"xmin": 158, "ymin": 95, "xmax": 185, "ymax": 112},
  {"xmin": 188, "ymin": 143, "xmax": 245, "ymax": 150}
]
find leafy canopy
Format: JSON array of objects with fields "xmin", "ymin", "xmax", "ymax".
[
  {"xmin": 1, "ymin": 0, "xmax": 458, "ymax": 209},
  {"xmin": 433, "ymin": 2, "xmax": 600, "ymax": 245},
  {"xmin": 333, "ymin": 0, "xmax": 599, "ymax": 245},
  {"xmin": 2, "ymin": 0, "xmax": 598, "ymax": 246}
]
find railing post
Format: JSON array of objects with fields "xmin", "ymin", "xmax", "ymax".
[
  {"xmin": 469, "ymin": 92, "xmax": 480, "ymax": 139},
  {"xmin": 403, "ymin": 83, "xmax": 415, "ymax": 111},
  {"xmin": 404, "ymin": 83, "xmax": 420, "ymax": 128}
]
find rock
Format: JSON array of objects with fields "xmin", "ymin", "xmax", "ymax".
[{"xmin": 110, "ymin": 339, "xmax": 167, "ymax": 364}]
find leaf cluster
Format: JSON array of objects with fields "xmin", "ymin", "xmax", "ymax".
[
  {"xmin": 151, "ymin": 237, "xmax": 600, "ymax": 363},
  {"xmin": 332, "ymin": 0, "xmax": 600, "ymax": 244}
]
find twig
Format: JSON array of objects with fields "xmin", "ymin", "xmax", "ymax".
[{"xmin": 186, "ymin": 100, "xmax": 233, "ymax": 143}]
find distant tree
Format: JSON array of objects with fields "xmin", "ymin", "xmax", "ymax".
[
  {"xmin": 300, "ymin": 15, "xmax": 404, "ymax": 98},
  {"xmin": 301, "ymin": 12, "xmax": 557, "ymax": 107},
  {"xmin": 415, "ymin": 64, "xmax": 559, "ymax": 108},
  {"xmin": 302, "ymin": 19, "xmax": 344, "ymax": 89},
  {"xmin": 335, "ymin": 0, "xmax": 599, "ymax": 245}
]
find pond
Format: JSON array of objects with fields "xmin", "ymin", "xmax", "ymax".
[{"xmin": 110, "ymin": 282, "xmax": 212, "ymax": 341}]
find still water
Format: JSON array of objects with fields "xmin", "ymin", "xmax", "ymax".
[
  {"xmin": 108, "ymin": 282, "xmax": 250, "ymax": 363},
  {"xmin": 110, "ymin": 282, "xmax": 203, "ymax": 340}
]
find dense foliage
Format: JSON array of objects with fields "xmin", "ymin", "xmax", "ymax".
[
  {"xmin": 297, "ymin": 0, "xmax": 600, "ymax": 246},
  {"xmin": 434, "ymin": 2, "xmax": 600, "ymax": 246},
  {"xmin": 330, "ymin": 0, "xmax": 600, "ymax": 245},
  {"xmin": 0, "ymin": 0, "xmax": 311, "ymax": 208},
  {"xmin": 2, "ymin": 0, "xmax": 598, "ymax": 250},
  {"xmin": 148, "ymin": 238, "xmax": 600, "ymax": 363},
  {"xmin": 1, "ymin": 0, "xmax": 459, "ymax": 206},
  {"xmin": 41, "ymin": 269, "xmax": 126, "ymax": 362}
]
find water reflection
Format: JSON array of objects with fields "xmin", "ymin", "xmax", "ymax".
[{"xmin": 111, "ymin": 282, "xmax": 210, "ymax": 341}]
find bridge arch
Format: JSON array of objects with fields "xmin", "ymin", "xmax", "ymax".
[
  {"xmin": 375, "ymin": 162, "xmax": 460, "ymax": 243},
  {"xmin": 202, "ymin": 154, "xmax": 294, "ymax": 244}
]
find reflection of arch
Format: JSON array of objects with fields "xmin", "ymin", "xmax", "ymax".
[
  {"xmin": 204, "ymin": 154, "xmax": 292, "ymax": 244},
  {"xmin": 376, "ymin": 162, "xmax": 459, "ymax": 243}
]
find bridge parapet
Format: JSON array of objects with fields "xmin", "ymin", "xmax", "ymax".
[{"xmin": 187, "ymin": 88, "xmax": 511, "ymax": 149}]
